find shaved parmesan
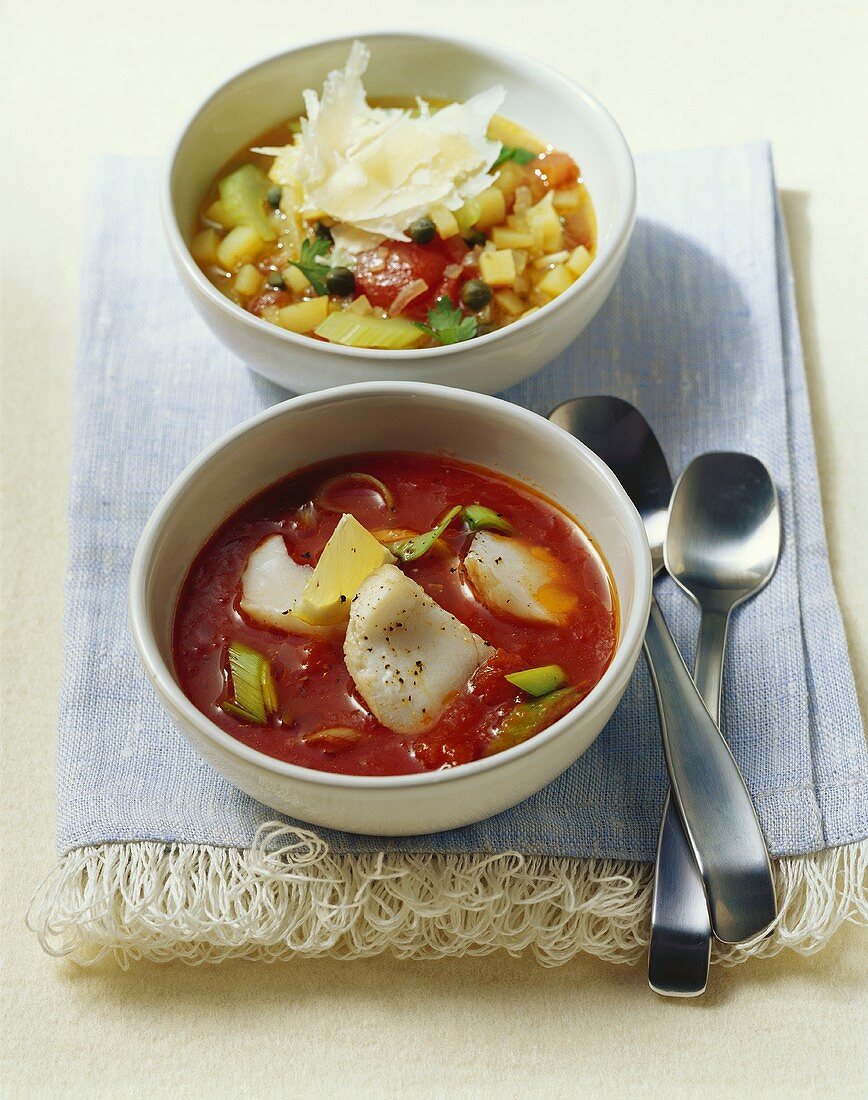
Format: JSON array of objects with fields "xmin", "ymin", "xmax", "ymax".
[{"xmin": 257, "ymin": 41, "xmax": 505, "ymax": 241}]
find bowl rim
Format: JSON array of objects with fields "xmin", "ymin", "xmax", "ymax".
[
  {"xmin": 130, "ymin": 381, "xmax": 652, "ymax": 791},
  {"xmin": 162, "ymin": 29, "xmax": 637, "ymax": 365}
]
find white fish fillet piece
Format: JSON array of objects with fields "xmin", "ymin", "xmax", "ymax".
[
  {"xmin": 344, "ymin": 564, "xmax": 494, "ymax": 733},
  {"xmin": 240, "ymin": 534, "xmax": 333, "ymax": 635},
  {"xmin": 464, "ymin": 531, "xmax": 563, "ymax": 624}
]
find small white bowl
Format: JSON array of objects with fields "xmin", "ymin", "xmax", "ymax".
[
  {"xmin": 130, "ymin": 382, "xmax": 651, "ymax": 835},
  {"xmin": 163, "ymin": 32, "xmax": 636, "ymax": 395}
]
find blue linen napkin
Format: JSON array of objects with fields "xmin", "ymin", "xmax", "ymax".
[{"xmin": 58, "ymin": 143, "xmax": 866, "ymax": 862}]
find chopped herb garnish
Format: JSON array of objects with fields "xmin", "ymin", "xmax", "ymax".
[
  {"xmin": 492, "ymin": 145, "xmax": 536, "ymax": 170},
  {"xmin": 288, "ymin": 237, "xmax": 332, "ymax": 296},
  {"xmin": 414, "ymin": 296, "xmax": 477, "ymax": 346}
]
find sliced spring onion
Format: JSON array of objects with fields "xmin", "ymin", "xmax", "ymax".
[
  {"xmin": 314, "ymin": 472, "xmax": 395, "ymax": 511},
  {"xmin": 388, "ymin": 505, "xmax": 462, "ymax": 563},
  {"xmin": 314, "ymin": 310, "xmax": 424, "ymax": 350},
  {"xmin": 221, "ymin": 641, "xmax": 277, "ymax": 725},
  {"xmin": 484, "ymin": 688, "xmax": 580, "ymax": 757},
  {"xmin": 462, "ymin": 503, "xmax": 514, "ymax": 534},
  {"xmin": 505, "ymin": 664, "xmax": 568, "ymax": 697}
]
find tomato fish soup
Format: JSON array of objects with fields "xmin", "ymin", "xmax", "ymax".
[
  {"xmin": 173, "ymin": 453, "xmax": 618, "ymax": 777},
  {"xmin": 190, "ymin": 41, "xmax": 597, "ymax": 352}
]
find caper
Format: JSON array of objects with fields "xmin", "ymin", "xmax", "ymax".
[
  {"xmin": 460, "ymin": 279, "xmax": 493, "ymax": 312},
  {"xmin": 462, "ymin": 229, "xmax": 487, "ymax": 248},
  {"xmin": 266, "ymin": 185, "xmax": 282, "ymax": 209},
  {"xmin": 409, "ymin": 216, "xmax": 436, "ymax": 244},
  {"xmin": 326, "ymin": 267, "xmax": 355, "ymax": 297},
  {"xmin": 266, "ymin": 271, "xmax": 286, "ymax": 289},
  {"xmin": 314, "ymin": 221, "xmax": 334, "ymax": 242}
]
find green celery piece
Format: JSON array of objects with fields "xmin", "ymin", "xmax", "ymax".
[
  {"xmin": 314, "ymin": 310, "xmax": 424, "ymax": 349},
  {"xmin": 485, "ymin": 688, "xmax": 580, "ymax": 757},
  {"xmin": 505, "ymin": 664, "xmax": 568, "ymax": 697},
  {"xmin": 389, "ymin": 505, "xmax": 462, "ymax": 563},
  {"xmin": 222, "ymin": 641, "xmax": 276, "ymax": 725},
  {"xmin": 462, "ymin": 504, "xmax": 514, "ymax": 534},
  {"xmin": 218, "ymin": 165, "xmax": 277, "ymax": 242}
]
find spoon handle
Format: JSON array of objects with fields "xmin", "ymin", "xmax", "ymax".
[
  {"xmin": 643, "ymin": 595, "xmax": 776, "ymax": 943},
  {"xmin": 648, "ymin": 610, "xmax": 729, "ymax": 994},
  {"xmin": 693, "ymin": 608, "xmax": 729, "ymax": 720},
  {"xmin": 648, "ymin": 793, "xmax": 711, "ymax": 996}
]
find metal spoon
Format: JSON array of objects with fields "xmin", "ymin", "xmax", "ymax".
[
  {"xmin": 548, "ymin": 398, "xmax": 776, "ymax": 947},
  {"xmin": 649, "ymin": 452, "xmax": 781, "ymax": 995}
]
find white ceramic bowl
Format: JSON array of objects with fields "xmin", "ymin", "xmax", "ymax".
[
  {"xmin": 130, "ymin": 382, "xmax": 652, "ymax": 834},
  {"xmin": 163, "ymin": 32, "xmax": 635, "ymax": 395}
]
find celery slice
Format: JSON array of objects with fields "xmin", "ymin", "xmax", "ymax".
[
  {"xmin": 388, "ymin": 505, "xmax": 462, "ymax": 563},
  {"xmin": 314, "ymin": 310, "xmax": 425, "ymax": 350},
  {"xmin": 221, "ymin": 641, "xmax": 277, "ymax": 725},
  {"xmin": 505, "ymin": 664, "xmax": 568, "ymax": 697},
  {"xmin": 485, "ymin": 688, "xmax": 580, "ymax": 757},
  {"xmin": 218, "ymin": 165, "xmax": 277, "ymax": 242},
  {"xmin": 462, "ymin": 504, "xmax": 514, "ymax": 534}
]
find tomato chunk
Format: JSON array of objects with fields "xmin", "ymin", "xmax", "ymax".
[
  {"xmin": 534, "ymin": 151, "xmax": 580, "ymax": 189},
  {"xmin": 353, "ymin": 240, "xmax": 468, "ymax": 319}
]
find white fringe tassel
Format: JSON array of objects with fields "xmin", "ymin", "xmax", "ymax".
[{"xmin": 27, "ymin": 824, "xmax": 867, "ymax": 969}]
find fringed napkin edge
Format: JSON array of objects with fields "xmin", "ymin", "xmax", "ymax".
[{"xmin": 28, "ymin": 825, "xmax": 867, "ymax": 968}]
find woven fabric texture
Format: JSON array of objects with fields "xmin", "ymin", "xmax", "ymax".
[{"xmin": 57, "ymin": 144, "xmax": 867, "ymax": 861}]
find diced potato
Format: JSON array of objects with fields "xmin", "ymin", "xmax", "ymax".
[
  {"xmin": 492, "ymin": 160, "xmax": 527, "ymax": 201},
  {"xmin": 494, "ymin": 289, "xmax": 526, "ymax": 316},
  {"xmin": 527, "ymin": 192, "xmax": 563, "ymax": 252},
  {"xmin": 205, "ymin": 199, "xmax": 231, "ymax": 227},
  {"xmin": 283, "ymin": 265, "xmax": 311, "ymax": 293},
  {"xmin": 537, "ymin": 263, "xmax": 575, "ymax": 298},
  {"xmin": 520, "ymin": 307, "xmax": 541, "ymax": 319},
  {"xmin": 553, "ymin": 187, "xmax": 583, "ymax": 212},
  {"xmin": 474, "ymin": 186, "xmax": 507, "ymax": 229},
  {"xmin": 486, "ymin": 115, "xmax": 547, "ymax": 154},
  {"xmin": 479, "ymin": 249, "xmax": 517, "ymax": 287},
  {"xmin": 234, "ymin": 263, "xmax": 263, "ymax": 296},
  {"xmin": 491, "ymin": 226, "xmax": 535, "ymax": 250},
  {"xmin": 347, "ymin": 295, "xmax": 372, "ymax": 315},
  {"xmin": 276, "ymin": 295, "xmax": 330, "ymax": 333},
  {"xmin": 190, "ymin": 228, "xmax": 220, "ymax": 265},
  {"xmin": 430, "ymin": 205, "xmax": 460, "ymax": 239},
  {"xmin": 216, "ymin": 226, "xmax": 265, "ymax": 269},
  {"xmin": 567, "ymin": 245, "xmax": 593, "ymax": 278}
]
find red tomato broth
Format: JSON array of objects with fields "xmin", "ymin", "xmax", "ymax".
[{"xmin": 173, "ymin": 453, "xmax": 618, "ymax": 776}]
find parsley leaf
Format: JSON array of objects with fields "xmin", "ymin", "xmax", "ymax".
[
  {"xmin": 492, "ymin": 144, "xmax": 536, "ymax": 171},
  {"xmin": 414, "ymin": 296, "xmax": 478, "ymax": 345},
  {"xmin": 288, "ymin": 237, "xmax": 332, "ymax": 296}
]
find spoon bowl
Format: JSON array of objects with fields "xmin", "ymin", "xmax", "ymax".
[
  {"xmin": 666, "ymin": 452, "xmax": 781, "ymax": 611},
  {"xmin": 548, "ymin": 396, "xmax": 672, "ymax": 571}
]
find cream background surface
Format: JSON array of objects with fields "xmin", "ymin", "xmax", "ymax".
[{"xmin": 1, "ymin": 1, "xmax": 866, "ymax": 1095}]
